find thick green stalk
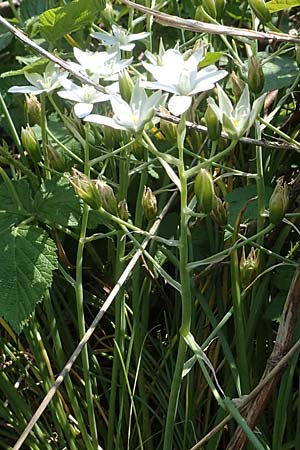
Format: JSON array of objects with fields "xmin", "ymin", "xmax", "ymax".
[
  {"xmin": 75, "ymin": 124, "xmax": 98, "ymax": 448},
  {"xmin": 163, "ymin": 114, "xmax": 192, "ymax": 450}
]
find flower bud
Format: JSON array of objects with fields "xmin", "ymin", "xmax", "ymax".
[
  {"xmin": 142, "ymin": 186, "xmax": 157, "ymax": 220},
  {"xmin": 21, "ymin": 125, "xmax": 41, "ymax": 163},
  {"xmin": 118, "ymin": 199, "xmax": 129, "ymax": 221},
  {"xmin": 269, "ymin": 180, "xmax": 289, "ymax": 225},
  {"xmin": 95, "ymin": 180, "xmax": 118, "ymax": 215},
  {"xmin": 202, "ymin": 0, "xmax": 217, "ymax": 19},
  {"xmin": 159, "ymin": 118, "xmax": 177, "ymax": 144},
  {"xmin": 248, "ymin": 0, "xmax": 271, "ymax": 24},
  {"xmin": 194, "ymin": 168, "xmax": 215, "ymax": 214},
  {"xmin": 215, "ymin": 0, "xmax": 226, "ymax": 20},
  {"xmin": 240, "ymin": 247, "xmax": 259, "ymax": 289},
  {"xmin": 119, "ymin": 69, "xmax": 134, "ymax": 103},
  {"xmin": 210, "ymin": 195, "xmax": 227, "ymax": 226},
  {"xmin": 70, "ymin": 169, "xmax": 101, "ymax": 210},
  {"xmin": 24, "ymin": 94, "xmax": 41, "ymax": 126},
  {"xmin": 46, "ymin": 144, "xmax": 66, "ymax": 172},
  {"xmin": 204, "ymin": 105, "xmax": 221, "ymax": 141},
  {"xmin": 248, "ymin": 56, "xmax": 264, "ymax": 95},
  {"xmin": 230, "ymin": 72, "xmax": 244, "ymax": 101}
]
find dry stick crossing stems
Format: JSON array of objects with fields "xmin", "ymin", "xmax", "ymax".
[{"xmin": 12, "ymin": 193, "xmax": 177, "ymax": 450}]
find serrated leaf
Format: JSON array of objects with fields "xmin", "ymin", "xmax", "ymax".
[
  {"xmin": 20, "ymin": 0, "xmax": 48, "ymax": 21},
  {"xmin": 0, "ymin": 180, "xmax": 33, "ymax": 232},
  {"xmin": 225, "ymin": 185, "xmax": 273, "ymax": 226},
  {"xmin": 39, "ymin": 0, "xmax": 103, "ymax": 43},
  {"xmin": 33, "ymin": 177, "xmax": 81, "ymax": 227},
  {"xmin": 0, "ymin": 225, "xmax": 58, "ymax": 333},
  {"xmin": 266, "ymin": 0, "xmax": 300, "ymax": 12}
]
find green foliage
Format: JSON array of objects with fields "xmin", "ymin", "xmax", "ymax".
[
  {"xmin": 39, "ymin": 0, "xmax": 105, "ymax": 42},
  {"xmin": 266, "ymin": 0, "xmax": 300, "ymax": 12},
  {"xmin": 19, "ymin": 0, "xmax": 48, "ymax": 22}
]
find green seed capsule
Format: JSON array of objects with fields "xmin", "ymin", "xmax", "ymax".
[
  {"xmin": 70, "ymin": 169, "xmax": 102, "ymax": 210},
  {"xmin": 194, "ymin": 168, "xmax": 215, "ymax": 214},
  {"xmin": 21, "ymin": 125, "xmax": 41, "ymax": 163},
  {"xmin": 269, "ymin": 180, "xmax": 289, "ymax": 225},
  {"xmin": 24, "ymin": 94, "xmax": 41, "ymax": 126},
  {"xmin": 95, "ymin": 180, "xmax": 118, "ymax": 215},
  {"xmin": 248, "ymin": 56, "xmax": 264, "ymax": 95},
  {"xmin": 142, "ymin": 186, "xmax": 157, "ymax": 220}
]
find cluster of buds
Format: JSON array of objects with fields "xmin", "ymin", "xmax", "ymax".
[
  {"xmin": 269, "ymin": 179, "xmax": 289, "ymax": 225},
  {"xmin": 239, "ymin": 247, "xmax": 259, "ymax": 289},
  {"xmin": 70, "ymin": 169, "xmax": 118, "ymax": 214}
]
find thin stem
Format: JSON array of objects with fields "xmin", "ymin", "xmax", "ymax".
[
  {"xmin": 74, "ymin": 124, "xmax": 98, "ymax": 448},
  {"xmin": 0, "ymin": 92, "xmax": 23, "ymax": 155},
  {"xmin": 40, "ymin": 93, "xmax": 50, "ymax": 179},
  {"xmin": 163, "ymin": 113, "xmax": 192, "ymax": 450}
]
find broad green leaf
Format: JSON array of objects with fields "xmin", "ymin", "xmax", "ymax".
[
  {"xmin": 20, "ymin": 0, "xmax": 48, "ymax": 21},
  {"xmin": 199, "ymin": 52, "xmax": 224, "ymax": 68},
  {"xmin": 225, "ymin": 185, "xmax": 273, "ymax": 226},
  {"xmin": 263, "ymin": 55, "xmax": 298, "ymax": 92},
  {"xmin": 39, "ymin": 0, "xmax": 104, "ymax": 42},
  {"xmin": 33, "ymin": 177, "xmax": 81, "ymax": 227},
  {"xmin": 0, "ymin": 180, "xmax": 33, "ymax": 232},
  {"xmin": 0, "ymin": 225, "xmax": 58, "ymax": 333},
  {"xmin": 266, "ymin": 0, "xmax": 300, "ymax": 12}
]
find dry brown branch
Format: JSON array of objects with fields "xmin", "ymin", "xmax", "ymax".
[
  {"xmin": 226, "ymin": 266, "xmax": 300, "ymax": 450},
  {"xmin": 119, "ymin": 0, "xmax": 300, "ymax": 44}
]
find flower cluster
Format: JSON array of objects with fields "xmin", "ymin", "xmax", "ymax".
[{"xmin": 8, "ymin": 24, "xmax": 264, "ymax": 137}]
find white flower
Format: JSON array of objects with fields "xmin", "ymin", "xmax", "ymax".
[
  {"xmin": 57, "ymin": 79, "xmax": 111, "ymax": 118},
  {"xmin": 8, "ymin": 62, "xmax": 69, "ymax": 95},
  {"xmin": 84, "ymin": 80, "xmax": 164, "ymax": 133},
  {"xmin": 207, "ymin": 84, "xmax": 266, "ymax": 139},
  {"xmin": 143, "ymin": 47, "xmax": 227, "ymax": 116},
  {"xmin": 91, "ymin": 24, "xmax": 149, "ymax": 52},
  {"xmin": 73, "ymin": 47, "xmax": 132, "ymax": 80}
]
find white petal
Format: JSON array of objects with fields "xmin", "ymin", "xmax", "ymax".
[
  {"xmin": 142, "ymin": 80, "xmax": 179, "ymax": 95},
  {"xmin": 74, "ymin": 103, "xmax": 93, "ymax": 118},
  {"xmin": 216, "ymin": 84, "xmax": 233, "ymax": 118},
  {"xmin": 168, "ymin": 95, "xmax": 192, "ymax": 116},
  {"xmin": 119, "ymin": 43, "xmax": 135, "ymax": 52},
  {"xmin": 236, "ymin": 85, "xmax": 250, "ymax": 116},
  {"xmin": 84, "ymin": 114, "xmax": 126, "ymax": 130},
  {"xmin": 57, "ymin": 90, "xmax": 81, "ymax": 102},
  {"xmin": 91, "ymin": 31, "xmax": 116, "ymax": 45},
  {"xmin": 24, "ymin": 72, "xmax": 43, "ymax": 88},
  {"xmin": 110, "ymin": 95, "xmax": 132, "ymax": 121},
  {"xmin": 206, "ymin": 98, "xmax": 223, "ymax": 123},
  {"xmin": 127, "ymin": 31, "xmax": 150, "ymax": 42},
  {"xmin": 8, "ymin": 85, "xmax": 44, "ymax": 94}
]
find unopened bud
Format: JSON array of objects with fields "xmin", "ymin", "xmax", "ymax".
[
  {"xmin": 118, "ymin": 199, "xmax": 129, "ymax": 221},
  {"xmin": 70, "ymin": 169, "xmax": 101, "ymax": 210},
  {"xmin": 269, "ymin": 180, "xmax": 289, "ymax": 225},
  {"xmin": 159, "ymin": 118, "xmax": 177, "ymax": 144},
  {"xmin": 240, "ymin": 247, "xmax": 259, "ymax": 288},
  {"xmin": 119, "ymin": 69, "xmax": 134, "ymax": 103},
  {"xmin": 95, "ymin": 180, "xmax": 118, "ymax": 215},
  {"xmin": 231, "ymin": 72, "xmax": 245, "ymax": 101},
  {"xmin": 248, "ymin": 0, "xmax": 271, "ymax": 24},
  {"xmin": 215, "ymin": 0, "xmax": 226, "ymax": 20},
  {"xmin": 204, "ymin": 105, "xmax": 221, "ymax": 141},
  {"xmin": 24, "ymin": 94, "xmax": 41, "ymax": 126},
  {"xmin": 210, "ymin": 195, "xmax": 227, "ymax": 226},
  {"xmin": 142, "ymin": 186, "xmax": 157, "ymax": 220},
  {"xmin": 46, "ymin": 144, "xmax": 66, "ymax": 172},
  {"xmin": 202, "ymin": 0, "xmax": 217, "ymax": 19},
  {"xmin": 248, "ymin": 56, "xmax": 264, "ymax": 95},
  {"xmin": 21, "ymin": 125, "xmax": 41, "ymax": 163},
  {"xmin": 194, "ymin": 168, "xmax": 215, "ymax": 214}
]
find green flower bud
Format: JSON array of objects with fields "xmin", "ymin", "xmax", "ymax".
[
  {"xmin": 215, "ymin": 0, "xmax": 226, "ymax": 20},
  {"xmin": 70, "ymin": 169, "xmax": 101, "ymax": 210},
  {"xmin": 195, "ymin": 5, "xmax": 207, "ymax": 21},
  {"xmin": 210, "ymin": 195, "xmax": 227, "ymax": 226},
  {"xmin": 204, "ymin": 105, "xmax": 221, "ymax": 141},
  {"xmin": 21, "ymin": 125, "xmax": 41, "ymax": 163},
  {"xmin": 118, "ymin": 199, "xmax": 129, "ymax": 221},
  {"xmin": 142, "ymin": 186, "xmax": 157, "ymax": 220},
  {"xmin": 269, "ymin": 180, "xmax": 289, "ymax": 225},
  {"xmin": 230, "ymin": 71, "xmax": 245, "ymax": 101},
  {"xmin": 194, "ymin": 168, "xmax": 215, "ymax": 214},
  {"xmin": 202, "ymin": 0, "xmax": 217, "ymax": 19},
  {"xmin": 24, "ymin": 94, "xmax": 41, "ymax": 126},
  {"xmin": 95, "ymin": 180, "xmax": 118, "ymax": 215},
  {"xmin": 159, "ymin": 118, "xmax": 177, "ymax": 145},
  {"xmin": 248, "ymin": 56, "xmax": 264, "ymax": 95},
  {"xmin": 240, "ymin": 247, "xmax": 259, "ymax": 289},
  {"xmin": 248, "ymin": 0, "xmax": 271, "ymax": 24},
  {"xmin": 119, "ymin": 69, "xmax": 134, "ymax": 103},
  {"xmin": 45, "ymin": 144, "xmax": 66, "ymax": 172}
]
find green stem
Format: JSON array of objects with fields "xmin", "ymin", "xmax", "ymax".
[
  {"xmin": 0, "ymin": 167, "xmax": 23, "ymax": 212},
  {"xmin": 40, "ymin": 93, "xmax": 50, "ymax": 179},
  {"xmin": 75, "ymin": 124, "xmax": 98, "ymax": 448},
  {"xmin": 255, "ymin": 120, "xmax": 265, "ymax": 244},
  {"xmin": 163, "ymin": 113, "xmax": 192, "ymax": 450},
  {"xmin": 0, "ymin": 92, "xmax": 23, "ymax": 155}
]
